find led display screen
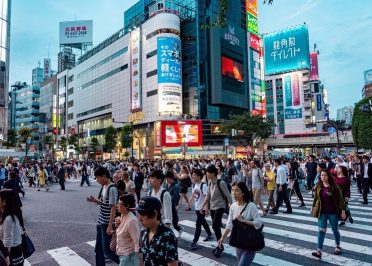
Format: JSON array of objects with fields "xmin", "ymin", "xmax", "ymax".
[{"xmin": 221, "ymin": 56, "xmax": 244, "ymax": 82}]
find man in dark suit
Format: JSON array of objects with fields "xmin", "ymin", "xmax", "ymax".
[
  {"xmin": 360, "ymin": 155, "xmax": 372, "ymax": 204},
  {"xmin": 131, "ymin": 163, "xmax": 144, "ymax": 201}
]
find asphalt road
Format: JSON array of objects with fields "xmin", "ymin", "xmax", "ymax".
[{"xmin": 21, "ymin": 178, "xmax": 372, "ymax": 266}]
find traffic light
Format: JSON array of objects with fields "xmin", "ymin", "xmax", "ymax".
[{"xmin": 53, "ymin": 127, "xmax": 57, "ymax": 135}]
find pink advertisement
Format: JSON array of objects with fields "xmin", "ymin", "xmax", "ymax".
[
  {"xmin": 292, "ymin": 74, "xmax": 300, "ymax": 106},
  {"xmin": 310, "ymin": 52, "xmax": 319, "ymax": 81}
]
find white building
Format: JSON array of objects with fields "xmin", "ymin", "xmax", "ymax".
[{"xmin": 336, "ymin": 105, "xmax": 354, "ymax": 125}]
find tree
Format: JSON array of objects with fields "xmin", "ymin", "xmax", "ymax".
[
  {"xmin": 6, "ymin": 128, "xmax": 17, "ymax": 148},
  {"xmin": 120, "ymin": 124, "xmax": 133, "ymax": 150},
  {"xmin": 18, "ymin": 128, "xmax": 33, "ymax": 146},
  {"xmin": 59, "ymin": 136, "xmax": 68, "ymax": 157},
  {"xmin": 223, "ymin": 112, "xmax": 274, "ymax": 148},
  {"xmin": 323, "ymin": 119, "xmax": 347, "ymax": 152},
  {"xmin": 352, "ymin": 97, "xmax": 372, "ymax": 150},
  {"xmin": 90, "ymin": 137, "xmax": 99, "ymax": 158},
  {"xmin": 68, "ymin": 134, "xmax": 80, "ymax": 156},
  {"xmin": 104, "ymin": 126, "xmax": 117, "ymax": 153}
]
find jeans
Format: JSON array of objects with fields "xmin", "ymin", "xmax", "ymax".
[
  {"xmin": 236, "ymin": 248, "xmax": 256, "ymax": 266},
  {"xmin": 119, "ymin": 253, "xmax": 139, "ymax": 266},
  {"xmin": 306, "ymin": 175, "xmax": 315, "ymax": 189},
  {"xmin": 356, "ymin": 175, "xmax": 362, "ymax": 194},
  {"xmin": 135, "ymin": 188, "xmax": 141, "ymax": 202},
  {"xmin": 289, "ymin": 179, "xmax": 304, "ymax": 202},
  {"xmin": 95, "ymin": 224, "xmax": 119, "ymax": 265},
  {"xmin": 317, "ymin": 213, "xmax": 340, "ymax": 250},
  {"xmin": 210, "ymin": 208, "xmax": 224, "ymax": 241},
  {"xmin": 81, "ymin": 175, "xmax": 90, "ymax": 186},
  {"xmin": 193, "ymin": 210, "xmax": 212, "ymax": 243},
  {"xmin": 273, "ymin": 184, "xmax": 292, "ymax": 212}
]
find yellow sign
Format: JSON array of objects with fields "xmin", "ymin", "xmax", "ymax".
[{"xmin": 128, "ymin": 112, "xmax": 145, "ymax": 124}]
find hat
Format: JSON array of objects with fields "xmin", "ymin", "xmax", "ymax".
[
  {"xmin": 136, "ymin": 196, "xmax": 162, "ymax": 212},
  {"xmin": 337, "ymin": 155, "xmax": 344, "ymax": 160}
]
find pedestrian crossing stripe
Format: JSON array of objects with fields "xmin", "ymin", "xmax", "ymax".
[
  {"xmin": 178, "ymin": 248, "xmax": 228, "ymax": 266},
  {"xmin": 47, "ymin": 247, "xmax": 91, "ymax": 266}
]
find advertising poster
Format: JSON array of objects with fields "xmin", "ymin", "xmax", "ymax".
[
  {"xmin": 246, "ymin": 0, "xmax": 258, "ymax": 17},
  {"xmin": 157, "ymin": 36, "xmax": 182, "ymax": 114},
  {"xmin": 264, "ymin": 25, "xmax": 310, "ymax": 75},
  {"xmin": 250, "ymin": 33, "xmax": 260, "ymax": 52},
  {"xmin": 161, "ymin": 120, "xmax": 202, "ymax": 147},
  {"xmin": 221, "ymin": 56, "xmax": 244, "ymax": 82},
  {"xmin": 59, "ymin": 20, "xmax": 93, "ymax": 45},
  {"xmin": 310, "ymin": 52, "xmax": 319, "ymax": 81},
  {"xmin": 316, "ymin": 94, "xmax": 322, "ymax": 111},
  {"xmin": 284, "ymin": 73, "xmax": 303, "ymax": 120},
  {"xmin": 247, "ymin": 13, "xmax": 258, "ymax": 35},
  {"xmin": 130, "ymin": 28, "xmax": 142, "ymax": 111},
  {"xmin": 44, "ymin": 58, "xmax": 51, "ymax": 78}
]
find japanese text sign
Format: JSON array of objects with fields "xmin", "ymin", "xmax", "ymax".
[{"xmin": 157, "ymin": 37, "xmax": 182, "ymax": 85}]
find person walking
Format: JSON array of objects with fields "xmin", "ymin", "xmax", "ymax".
[
  {"xmin": 217, "ymin": 182, "xmax": 262, "ymax": 266},
  {"xmin": 37, "ymin": 165, "xmax": 49, "ymax": 192},
  {"xmin": 86, "ymin": 167, "xmax": 119, "ymax": 265},
  {"xmin": 115, "ymin": 194, "xmax": 140, "ymax": 266},
  {"xmin": 251, "ymin": 160, "xmax": 267, "ymax": 216},
  {"xmin": 187, "ymin": 169, "xmax": 213, "ymax": 250},
  {"xmin": 131, "ymin": 163, "xmax": 144, "ymax": 202},
  {"xmin": 0, "ymin": 189, "xmax": 24, "ymax": 266},
  {"xmin": 336, "ymin": 166, "xmax": 353, "ymax": 225},
  {"xmin": 269, "ymin": 159, "xmax": 292, "ymax": 214},
  {"xmin": 264, "ymin": 163, "xmax": 276, "ymax": 213},
  {"xmin": 0, "ymin": 164, "xmax": 6, "ymax": 190},
  {"xmin": 289, "ymin": 161, "xmax": 305, "ymax": 207},
  {"xmin": 305, "ymin": 155, "xmax": 318, "ymax": 190},
  {"xmin": 360, "ymin": 155, "xmax": 372, "ymax": 205},
  {"xmin": 202, "ymin": 165, "xmax": 233, "ymax": 258},
  {"xmin": 57, "ymin": 164, "xmax": 66, "ymax": 190},
  {"xmin": 178, "ymin": 166, "xmax": 191, "ymax": 210},
  {"xmin": 80, "ymin": 163, "xmax": 91, "ymax": 187},
  {"xmin": 311, "ymin": 169, "xmax": 346, "ymax": 259}
]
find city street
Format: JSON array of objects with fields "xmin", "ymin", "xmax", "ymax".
[{"xmin": 22, "ymin": 178, "xmax": 372, "ymax": 266}]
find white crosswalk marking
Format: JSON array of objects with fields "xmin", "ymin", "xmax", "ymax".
[
  {"xmin": 24, "ymin": 260, "xmax": 31, "ymax": 266},
  {"xmin": 47, "ymin": 247, "xmax": 91, "ymax": 266},
  {"xmin": 178, "ymin": 248, "xmax": 228, "ymax": 266}
]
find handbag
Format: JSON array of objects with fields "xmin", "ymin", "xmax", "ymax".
[
  {"xmin": 110, "ymin": 230, "xmax": 117, "ymax": 252},
  {"xmin": 229, "ymin": 204, "xmax": 265, "ymax": 251},
  {"xmin": 22, "ymin": 233, "xmax": 35, "ymax": 259}
]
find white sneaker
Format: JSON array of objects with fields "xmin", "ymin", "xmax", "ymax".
[{"xmin": 178, "ymin": 226, "xmax": 184, "ymax": 238}]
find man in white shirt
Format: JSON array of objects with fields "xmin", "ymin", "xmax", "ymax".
[{"xmin": 269, "ymin": 159, "xmax": 292, "ymax": 214}]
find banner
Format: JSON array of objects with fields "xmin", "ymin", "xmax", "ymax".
[
  {"xmin": 250, "ymin": 33, "xmax": 260, "ymax": 51},
  {"xmin": 59, "ymin": 20, "xmax": 93, "ymax": 45},
  {"xmin": 246, "ymin": 0, "xmax": 258, "ymax": 17},
  {"xmin": 247, "ymin": 13, "xmax": 258, "ymax": 35},
  {"xmin": 130, "ymin": 27, "xmax": 142, "ymax": 111},
  {"xmin": 283, "ymin": 73, "xmax": 302, "ymax": 120},
  {"xmin": 310, "ymin": 52, "xmax": 319, "ymax": 81}
]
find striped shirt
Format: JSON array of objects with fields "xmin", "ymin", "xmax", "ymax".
[{"xmin": 98, "ymin": 184, "xmax": 118, "ymax": 225}]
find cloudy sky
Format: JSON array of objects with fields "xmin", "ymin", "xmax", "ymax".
[{"xmin": 10, "ymin": 0, "xmax": 372, "ymax": 118}]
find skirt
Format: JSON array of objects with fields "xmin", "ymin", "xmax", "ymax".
[{"xmin": 10, "ymin": 244, "xmax": 24, "ymax": 266}]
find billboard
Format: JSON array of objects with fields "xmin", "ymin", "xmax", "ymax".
[
  {"xmin": 364, "ymin": 69, "xmax": 372, "ymax": 84},
  {"xmin": 283, "ymin": 73, "xmax": 303, "ymax": 119},
  {"xmin": 157, "ymin": 36, "xmax": 182, "ymax": 114},
  {"xmin": 310, "ymin": 52, "xmax": 319, "ymax": 81},
  {"xmin": 250, "ymin": 33, "xmax": 260, "ymax": 52},
  {"xmin": 161, "ymin": 120, "xmax": 202, "ymax": 147},
  {"xmin": 247, "ymin": 13, "xmax": 258, "ymax": 35},
  {"xmin": 221, "ymin": 56, "xmax": 244, "ymax": 82},
  {"xmin": 246, "ymin": 0, "xmax": 258, "ymax": 17},
  {"xmin": 130, "ymin": 27, "xmax": 142, "ymax": 111},
  {"xmin": 44, "ymin": 58, "xmax": 51, "ymax": 78},
  {"xmin": 59, "ymin": 20, "xmax": 93, "ymax": 45},
  {"xmin": 316, "ymin": 94, "xmax": 322, "ymax": 111},
  {"xmin": 264, "ymin": 25, "xmax": 310, "ymax": 75}
]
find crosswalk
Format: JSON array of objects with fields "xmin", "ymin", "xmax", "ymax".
[{"xmin": 25, "ymin": 185, "xmax": 372, "ymax": 265}]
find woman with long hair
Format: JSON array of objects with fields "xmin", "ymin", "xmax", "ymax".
[
  {"xmin": 0, "ymin": 189, "xmax": 24, "ymax": 265},
  {"xmin": 311, "ymin": 170, "xmax": 346, "ymax": 259},
  {"xmin": 336, "ymin": 166, "xmax": 353, "ymax": 225},
  {"xmin": 289, "ymin": 161, "xmax": 305, "ymax": 207},
  {"xmin": 217, "ymin": 182, "xmax": 262, "ymax": 266},
  {"xmin": 178, "ymin": 166, "xmax": 191, "ymax": 211}
]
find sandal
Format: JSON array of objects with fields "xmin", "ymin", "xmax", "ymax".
[
  {"xmin": 334, "ymin": 246, "xmax": 341, "ymax": 255},
  {"xmin": 311, "ymin": 250, "xmax": 321, "ymax": 259}
]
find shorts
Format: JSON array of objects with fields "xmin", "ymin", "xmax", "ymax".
[{"xmin": 180, "ymin": 187, "xmax": 188, "ymax": 194}]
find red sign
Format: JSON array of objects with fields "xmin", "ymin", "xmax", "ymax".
[
  {"xmin": 310, "ymin": 52, "xmax": 319, "ymax": 81},
  {"xmin": 246, "ymin": 0, "xmax": 258, "ymax": 17},
  {"xmin": 250, "ymin": 33, "xmax": 260, "ymax": 52},
  {"xmin": 161, "ymin": 120, "xmax": 203, "ymax": 147}
]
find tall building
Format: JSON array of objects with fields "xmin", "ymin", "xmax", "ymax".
[
  {"xmin": 58, "ymin": 47, "xmax": 76, "ymax": 73},
  {"xmin": 0, "ymin": 0, "xmax": 11, "ymax": 142},
  {"xmin": 55, "ymin": 0, "xmax": 259, "ymax": 159},
  {"xmin": 336, "ymin": 105, "xmax": 354, "ymax": 125},
  {"xmin": 32, "ymin": 66, "xmax": 44, "ymax": 86},
  {"xmin": 362, "ymin": 69, "xmax": 372, "ymax": 98}
]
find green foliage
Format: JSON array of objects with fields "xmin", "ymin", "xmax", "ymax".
[
  {"xmin": 18, "ymin": 128, "xmax": 33, "ymax": 145},
  {"xmin": 223, "ymin": 112, "xmax": 274, "ymax": 147},
  {"xmin": 352, "ymin": 97, "xmax": 372, "ymax": 149},
  {"xmin": 90, "ymin": 137, "xmax": 99, "ymax": 155},
  {"xmin": 68, "ymin": 134, "xmax": 80, "ymax": 154},
  {"xmin": 120, "ymin": 124, "xmax": 133, "ymax": 149},
  {"xmin": 43, "ymin": 135, "xmax": 54, "ymax": 146},
  {"xmin": 104, "ymin": 126, "xmax": 117, "ymax": 152},
  {"xmin": 123, "ymin": 151, "xmax": 130, "ymax": 158},
  {"xmin": 59, "ymin": 136, "xmax": 68, "ymax": 152},
  {"xmin": 6, "ymin": 128, "xmax": 17, "ymax": 148}
]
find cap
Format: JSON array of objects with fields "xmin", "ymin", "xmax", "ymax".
[{"xmin": 136, "ymin": 196, "xmax": 162, "ymax": 212}]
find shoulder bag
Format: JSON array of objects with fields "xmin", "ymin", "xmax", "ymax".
[
  {"xmin": 22, "ymin": 231, "xmax": 35, "ymax": 259},
  {"xmin": 229, "ymin": 204, "xmax": 265, "ymax": 251}
]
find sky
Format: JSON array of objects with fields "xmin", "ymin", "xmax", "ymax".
[{"xmin": 10, "ymin": 0, "xmax": 372, "ymax": 118}]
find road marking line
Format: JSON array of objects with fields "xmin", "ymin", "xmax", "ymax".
[
  {"xmin": 289, "ymin": 198, "xmax": 372, "ymax": 211},
  {"xmin": 47, "ymin": 246, "xmax": 91, "ymax": 266},
  {"xmin": 24, "ymin": 260, "xmax": 31, "ymax": 266},
  {"xmin": 289, "ymin": 208, "xmax": 372, "ymax": 223},
  {"xmin": 86, "ymin": 241, "xmax": 95, "ymax": 247},
  {"xmin": 178, "ymin": 248, "xmax": 227, "ymax": 266}
]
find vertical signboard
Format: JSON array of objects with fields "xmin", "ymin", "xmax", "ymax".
[
  {"xmin": 157, "ymin": 36, "xmax": 182, "ymax": 114},
  {"xmin": 130, "ymin": 27, "xmax": 142, "ymax": 112},
  {"xmin": 316, "ymin": 94, "xmax": 322, "ymax": 111},
  {"xmin": 284, "ymin": 73, "xmax": 302, "ymax": 119},
  {"xmin": 250, "ymin": 33, "xmax": 260, "ymax": 51},
  {"xmin": 246, "ymin": 0, "xmax": 258, "ymax": 17},
  {"xmin": 247, "ymin": 13, "xmax": 258, "ymax": 35},
  {"xmin": 264, "ymin": 25, "xmax": 310, "ymax": 75},
  {"xmin": 44, "ymin": 58, "xmax": 51, "ymax": 78},
  {"xmin": 310, "ymin": 52, "xmax": 319, "ymax": 81}
]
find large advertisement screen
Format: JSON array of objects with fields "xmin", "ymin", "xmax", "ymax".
[
  {"xmin": 59, "ymin": 20, "xmax": 93, "ymax": 45},
  {"xmin": 283, "ymin": 73, "xmax": 302, "ymax": 119},
  {"xmin": 310, "ymin": 52, "xmax": 319, "ymax": 81},
  {"xmin": 157, "ymin": 36, "xmax": 182, "ymax": 114},
  {"xmin": 130, "ymin": 28, "xmax": 142, "ymax": 111},
  {"xmin": 161, "ymin": 120, "xmax": 202, "ymax": 147},
  {"xmin": 264, "ymin": 25, "xmax": 310, "ymax": 75},
  {"xmin": 221, "ymin": 56, "xmax": 244, "ymax": 82},
  {"xmin": 247, "ymin": 13, "xmax": 258, "ymax": 35}
]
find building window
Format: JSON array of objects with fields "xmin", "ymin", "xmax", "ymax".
[
  {"xmin": 146, "ymin": 28, "xmax": 180, "ymax": 40},
  {"xmin": 147, "ymin": 89, "xmax": 157, "ymax": 97},
  {"xmin": 68, "ymin": 75, "xmax": 74, "ymax": 82},
  {"xmin": 147, "ymin": 69, "xmax": 157, "ymax": 78},
  {"xmin": 68, "ymin": 113, "xmax": 74, "ymax": 120},
  {"xmin": 68, "ymin": 87, "xmax": 74, "ymax": 95},
  {"xmin": 68, "ymin": 100, "xmax": 74, "ymax": 107},
  {"xmin": 146, "ymin": 50, "xmax": 157, "ymax": 59},
  {"xmin": 77, "ymin": 104, "xmax": 112, "ymax": 118}
]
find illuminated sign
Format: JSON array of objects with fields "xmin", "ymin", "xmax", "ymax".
[
  {"xmin": 283, "ymin": 73, "xmax": 302, "ymax": 119},
  {"xmin": 44, "ymin": 58, "xmax": 51, "ymax": 78},
  {"xmin": 221, "ymin": 56, "xmax": 244, "ymax": 82},
  {"xmin": 316, "ymin": 94, "xmax": 322, "ymax": 111},
  {"xmin": 161, "ymin": 120, "xmax": 202, "ymax": 147},
  {"xmin": 157, "ymin": 36, "xmax": 182, "ymax": 114},
  {"xmin": 247, "ymin": 13, "xmax": 258, "ymax": 35},
  {"xmin": 310, "ymin": 52, "xmax": 319, "ymax": 81},
  {"xmin": 246, "ymin": 0, "xmax": 258, "ymax": 17},
  {"xmin": 211, "ymin": 125, "xmax": 223, "ymax": 134},
  {"xmin": 264, "ymin": 25, "xmax": 310, "ymax": 75},
  {"xmin": 130, "ymin": 27, "xmax": 142, "ymax": 111},
  {"xmin": 59, "ymin": 20, "xmax": 93, "ymax": 45},
  {"xmin": 250, "ymin": 33, "xmax": 260, "ymax": 51},
  {"xmin": 128, "ymin": 111, "xmax": 145, "ymax": 124},
  {"xmin": 224, "ymin": 26, "xmax": 240, "ymax": 46}
]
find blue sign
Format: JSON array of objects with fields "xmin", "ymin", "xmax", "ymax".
[
  {"xmin": 327, "ymin": 127, "xmax": 336, "ymax": 134},
  {"xmin": 264, "ymin": 25, "xmax": 310, "ymax": 75},
  {"xmin": 285, "ymin": 107, "xmax": 302, "ymax": 119},
  {"xmin": 316, "ymin": 94, "xmax": 322, "ymax": 111},
  {"xmin": 157, "ymin": 37, "xmax": 181, "ymax": 84},
  {"xmin": 224, "ymin": 138, "xmax": 229, "ymax": 146}
]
